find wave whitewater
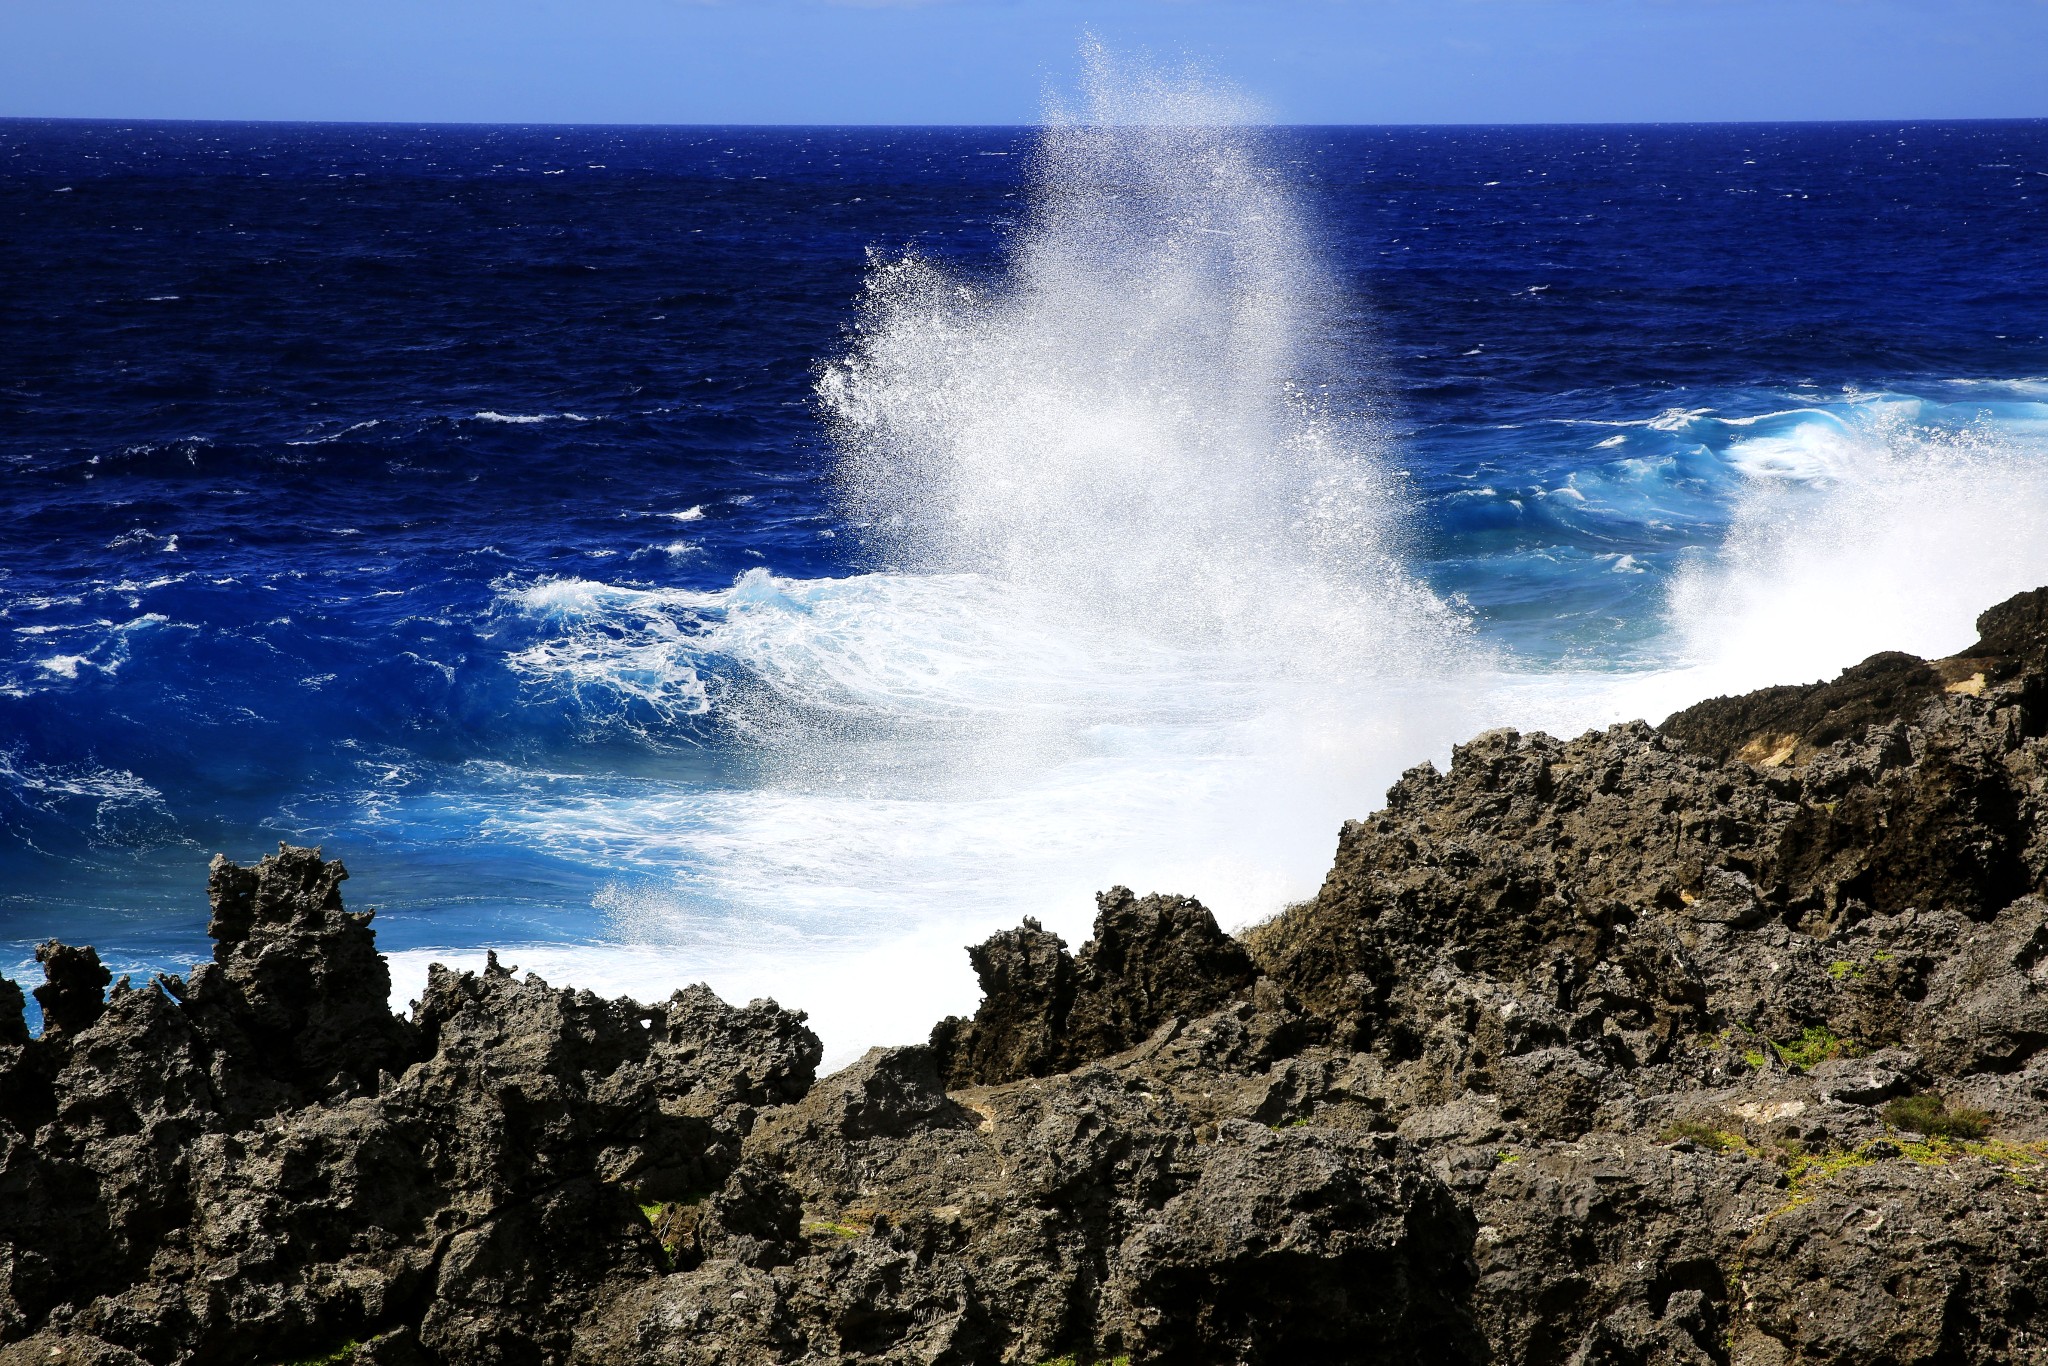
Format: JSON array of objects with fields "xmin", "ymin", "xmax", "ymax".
[{"xmin": 448, "ymin": 58, "xmax": 2048, "ymax": 1060}]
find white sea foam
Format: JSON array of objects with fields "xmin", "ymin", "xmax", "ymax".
[
  {"xmin": 0, "ymin": 751, "xmax": 165, "ymax": 807},
  {"xmin": 286, "ymin": 418, "xmax": 383, "ymax": 447},
  {"xmin": 1656, "ymin": 398, "xmax": 2048, "ymax": 700},
  {"xmin": 11, "ymin": 613, "xmax": 181, "ymax": 690},
  {"xmin": 106, "ymin": 528, "xmax": 179, "ymax": 553},
  {"xmin": 0, "ymin": 748, "xmax": 178, "ymax": 851},
  {"xmin": 471, "ymin": 410, "xmax": 588, "ymax": 425},
  {"xmin": 1472, "ymin": 391, "xmax": 2048, "ymax": 739},
  {"xmin": 501, "ymin": 577, "xmax": 720, "ymax": 726}
]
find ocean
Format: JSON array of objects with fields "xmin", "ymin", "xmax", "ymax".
[{"xmin": 5, "ymin": 102, "xmax": 2047, "ymax": 1059}]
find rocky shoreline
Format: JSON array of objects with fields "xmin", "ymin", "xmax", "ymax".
[{"xmin": 9, "ymin": 589, "xmax": 2048, "ymax": 1365}]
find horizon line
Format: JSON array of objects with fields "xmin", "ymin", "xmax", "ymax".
[{"xmin": 7, "ymin": 113, "xmax": 2048, "ymax": 133}]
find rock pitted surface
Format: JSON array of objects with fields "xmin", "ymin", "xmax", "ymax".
[{"xmin": 10, "ymin": 589, "xmax": 2048, "ymax": 1363}]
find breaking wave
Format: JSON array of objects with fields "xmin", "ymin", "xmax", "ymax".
[
  {"xmin": 464, "ymin": 57, "xmax": 2048, "ymax": 1060},
  {"xmin": 466, "ymin": 49, "xmax": 1496, "ymax": 1056}
]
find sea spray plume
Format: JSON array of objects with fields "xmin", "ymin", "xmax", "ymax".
[
  {"xmin": 588, "ymin": 45, "xmax": 1497, "ymax": 954},
  {"xmin": 818, "ymin": 43, "xmax": 1460, "ymax": 672},
  {"xmin": 488, "ymin": 53, "xmax": 1495, "ymax": 1051}
]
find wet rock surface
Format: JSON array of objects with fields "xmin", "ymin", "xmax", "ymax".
[{"xmin": 12, "ymin": 589, "xmax": 2048, "ymax": 1363}]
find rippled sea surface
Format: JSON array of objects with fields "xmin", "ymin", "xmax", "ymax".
[{"xmin": 4, "ymin": 119, "xmax": 2046, "ymax": 1051}]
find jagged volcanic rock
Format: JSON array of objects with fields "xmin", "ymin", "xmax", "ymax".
[
  {"xmin": 0, "ymin": 846, "xmax": 821, "ymax": 1366},
  {"xmin": 929, "ymin": 887, "xmax": 1261, "ymax": 1088},
  {"xmin": 11, "ymin": 587, "xmax": 2048, "ymax": 1364}
]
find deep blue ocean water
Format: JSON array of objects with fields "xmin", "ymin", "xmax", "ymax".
[{"xmin": 4, "ymin": 118, "xmax": 2047, "ymax": 1048}]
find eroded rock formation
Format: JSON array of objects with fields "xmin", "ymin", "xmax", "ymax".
[{"xmin": 10, "ymin": 588, "xmax": 2048, "ymax": 1364}]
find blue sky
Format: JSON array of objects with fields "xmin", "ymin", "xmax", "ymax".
[{"xmin": 5, "ymin": 0, "xmax": 2047, "ymax": 125}]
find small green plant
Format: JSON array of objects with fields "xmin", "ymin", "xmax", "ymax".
[
  {"xmin": 1883, "ymin": 1093, "xmax": 1993, "ymax": 1140},
  {"xmin": 279, "ymin": 1344, "xmax": 360, "ymax": 1366},
  {"xmin": 1742, "ymin": 1049, "xmax": 1769, "ymax": 1070},
  {"xmin": 1762, "ymin": 1133, "xmax": 2047, "ymax": 1224},
  {"xmin": 1770, "ymin": 1025, "xmax": 1857, "ymax": 1073},
  {"xmin": 1495, "ymin": 1150, "xmax": 1521, "ymax": 1165},
  {"xmin": 1827, "ymin": 960, "xmax": 1862, "ymax": 981},
  {"xmin": 1661, "ymin": 1119, "xmax": 1746, "ymax": 1153},
  {"xmin": 803, "ymin": 1219, "xmax": 866, "ymax": 1239},
  {"xmin": 639, "ymin": 1202, "xmax": 664, "ymax": 1225},
  {"xmin": 1774, "ymin": 1146, "xmax": 1876, "ymax": 1213}
]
